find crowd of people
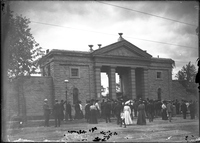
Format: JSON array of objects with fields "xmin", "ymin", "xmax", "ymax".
[{"xmin": 43, "ymin": 97, "xmax": 198, "ymax": 127}]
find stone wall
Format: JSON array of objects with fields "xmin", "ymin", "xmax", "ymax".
[
  {"xmin": 171, "ymin": 80, "xmax": 197, "ymax": 101},
  {"xmin": 7, "ymin": 82, "xmax": 18, "ymax": 120},
  {"xmin": 6, "ymin": 76, "xmax": 53, "ymax": 120},
  {"xmin": 22, "ymin": 77, "xmax": 53, "ymax": 116}
]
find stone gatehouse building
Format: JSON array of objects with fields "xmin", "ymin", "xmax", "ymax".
[
  {"xmin": 7, "ymin": 33, "xmax": 175, "ymax": 119},
  {"xmin": 39, "ymin": 33, "xmax": 174, "ymax": 107}
]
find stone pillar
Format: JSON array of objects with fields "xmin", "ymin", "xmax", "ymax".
[
  {"xmin": 95, "ymin": 66, "xmax": 101, "ymax": 99},
  {"xmin": 108, "ymin": 67, "xmax": 116, "ymax": 99},
  {"xmin": 119, "ymin": 74, "xmax": 123, "ymax": 93},
  {"xmin": 130, "ymin": 68, "xmax": 136, "ymax": 99},
  {"xmin": 143, "ymin": 69, "xmax": 149, "ymax": 99},
  {"xmin": 168, "ymin": 69, "xmax": 172, "ymax": 99}
]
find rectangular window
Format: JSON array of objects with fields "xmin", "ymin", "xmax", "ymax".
[
  {"xmin": 157, "ymin": 72, "xmax": 162, "ymax": 79},
  {"xmin": 70, "ymin": 67, "xmax": 80, "ymax": 78}
]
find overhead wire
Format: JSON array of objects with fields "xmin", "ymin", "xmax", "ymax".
[
  {"xmin": 96, "ymin": 1, "xmax": 198, "ymax": 27},
  {"xmin": 30, "ymin": 21, "xmax": 198, "ymax": 49}
]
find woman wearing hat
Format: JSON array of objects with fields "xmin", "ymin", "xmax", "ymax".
[
  {"xmin": 89, "ymin": 100, "xmax": 98, "ymax": 124},
  {"xmin": 161, "ymin": 101, "xmax": 168, "ymax": 120},
  {"xmin": 123, "ymin": 100, "xmax": 133, "ymax": 125},
  {"xmin": 137, "ymin": 100, "xmax": 146, "ymax": 125}
]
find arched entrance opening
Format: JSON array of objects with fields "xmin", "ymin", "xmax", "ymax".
[
  {"xmin": 73, "ymin": 88, "xmax": 79, "ymax": 104},
  {"xmin": 157, "ymin": 88, "xmax": 161, "ymax": 100}
]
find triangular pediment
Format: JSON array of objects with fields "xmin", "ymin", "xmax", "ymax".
[
  {"xmin": 92, "ymin": 40, "xmax": 152, "ymax": 58},
  {"xmin": 103, "ymin": 46, "xmax": 141, "ymax": 57}
]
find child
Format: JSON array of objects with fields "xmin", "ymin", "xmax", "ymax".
[{"xmin": 120, "ymin": 111, "xmax": 126, "ymax": 128}]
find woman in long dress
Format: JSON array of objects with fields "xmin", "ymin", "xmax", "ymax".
[
  {"xmin": 161, "ymin": 101, "xmax": 168, "ymax": 120},
  {"xmin": 137, "ymin": 101, "xmax": 146, "ymax": 125},
  {"xmin": 79, "ymin": 101, "xmax": 84, "ymax": 119},
  {"xmin": 123, "ymin": 102, "xmax": 133, "ymax": 125},
  {"xmin": 89, "ymin": 100, "xmax": 98, "ymax": 124}
]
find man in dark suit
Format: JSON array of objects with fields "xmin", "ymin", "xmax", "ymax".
[
  {"xmin": 43, "ymin": 99, "xmax": 51, "ymax": 127},
  {"xmin": 60, "ymin": 100, "xmax": 66, "ymax": 121},
  {"xmin": 133, "ymin": 99, "xmax": 139, "ymax": 117},
  {"xmin": 53, "ymin": 99, "xmax": 62, "ymax": 127},
  {"xmin": 181, "ymin": 100, "xmax": 187, "ymax": 119},
  {"xmin": 100, "ymin": 99, "xmax": 105, "ymax": 118},
  {"xmin": 188, "ymin": 101, "xmax": 195, "ymax": 119},
  {"xmin": 114, "ymin": 101, "xmax": 123, "ymax": 125},
  {"xmin": 166, "ymin": 100, "xmax": 173, "ymax": 122},
  {"xmin": 147, "ymin": 100, "xmax": 154, "ymax": 122},
  {"xmin": 85, "ymin": 100, "xmax": 91, "ymax": 122},
  {"xmin": 175, "ymin": 99, "xmax": 180, "ymax": 114},
  {"xmin": 103, "ymin": 100, "xmax": 111, "ymax": 123}
]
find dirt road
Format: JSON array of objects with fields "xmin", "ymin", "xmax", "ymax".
[{"xmin": 6, "ymin": 116, "xmax": 199, "ymax": 142}]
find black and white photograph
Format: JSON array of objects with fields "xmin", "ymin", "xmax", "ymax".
[{"xmin": 2, "ymin": 0, "xmax": 200, "ymax": 142}]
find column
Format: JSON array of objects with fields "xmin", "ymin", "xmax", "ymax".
[
  {"xmin": 119, "ymin": 74, "xmax": 123, "ymax": 93},
  {"xmin": 95, "ymin": 66, "xmax": 101, "ymax": 99},
  {"xmin": 168, "ymin": 69, "xmax": 172, "ymax": 99},
  {"xmin": 143, "ymin": 69, "xmax": 149, "ymax": 98},
  {"xmin": 108, "ymin": 67, "xmax": 116, "ymax": 99},
  {"xmin": 130, "ymin": 68, "xmax": 136, "ymax": 99}
]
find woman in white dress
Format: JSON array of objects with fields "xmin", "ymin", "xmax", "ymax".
[{"xmin": 123, "ymin": 102, "xmax": 133, "ymax": 125}]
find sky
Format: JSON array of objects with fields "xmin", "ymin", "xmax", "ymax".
[{"xmin": 9, "ymin": 1, "xmax": 199, "ymax": 91}]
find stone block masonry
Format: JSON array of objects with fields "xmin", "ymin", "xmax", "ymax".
[
  {"xmin": 23, "ymin": 77, "xmax": 53, "ymax": 116},
  {"xmin": 53, "ymin": 63, "xmax": 93, "ymax": 105},
  {"xmin": 6, "ymin": 76, "xmax": 53, "ymax": 120},
  {"xmin": 148, "ymin": 69, "xmax": 171, "ymax": 100}
]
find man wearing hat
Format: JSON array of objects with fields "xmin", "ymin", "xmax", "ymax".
[
  {"xmin": 166, "ymin": 100, "xmax": 173, "ymax": 122},
  {"xmin": 114, "ymin": 100, "xmax": 123, "ymax": 125},
  {"xmin": 43, "ymin": 99, "xmax": 51, "ymax": 127},
  {"xmin": 103, "ymin": 99, "xmax": 112, "ymax": 123},
  {"xmin": 53, "ymin": 99, "xmax": 62, "ymax": 127},
  {"xmin": 181, "ymin": 100, "xmax": 187, "ymax": 119}
]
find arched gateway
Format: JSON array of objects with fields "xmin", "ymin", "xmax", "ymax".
[{"xmin": 39, "ymin": 33, "xmax": 174, "ymax": 105}]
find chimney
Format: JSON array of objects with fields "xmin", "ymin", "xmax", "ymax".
[
  {"xmin": 97, "ymin": 44, "xmax": 102, "ymax": 49},
  {"xmin": 118, "ymin": 33, "xmax": 124, "ymax": 41},
  {"xmin": 46, "ymin": 49, "xmax": 49, "ymax": 54},
  {"xmin": 88, "ymin": 45, "xmax": 93, "ymax": 52}
]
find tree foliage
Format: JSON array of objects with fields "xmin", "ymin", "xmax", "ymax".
[
  {"xmin": 6, "ymin": 8, "xmax": 45, "ymax": 80},
  {"xmin": 175, "ymin": 62, "xmax": 197, "ymax": 94}
]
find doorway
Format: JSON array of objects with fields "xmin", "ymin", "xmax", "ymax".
[
  {"xmin": 157, "ymin": 88, "xmax": 161, "ymax": 100},
  {"xmin": 73, "ymin": 88, "xmax": 79, "ymax": 104}
]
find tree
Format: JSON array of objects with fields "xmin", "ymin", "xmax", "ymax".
[
  {"xmin": 176, "ymin": 62, "xmax": 196, "ymax": 84},
  {"xmin": 175, "ymin": 62, "xmax": 197, "ymax": 94},
  {"xmin": 5, "ymin": 6, "xmax": 45, "ymax": 80}
]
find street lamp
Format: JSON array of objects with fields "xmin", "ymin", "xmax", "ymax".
[
  {"xmin": 64, "ymin": 79, "xmax": 69, "ymax": 83},
  {"xmin": 64, "ymin": 79, "xmax": 69, "ymax": 121},
  {"xmin": 64, "ymin": 79, "xmax": 69, "ymax": 101}
]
